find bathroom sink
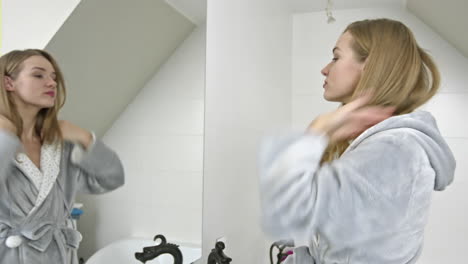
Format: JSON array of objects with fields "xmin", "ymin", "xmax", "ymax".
[{"xmin": 85, "ymin": 237, "xmax": 201, "ymax": 264}]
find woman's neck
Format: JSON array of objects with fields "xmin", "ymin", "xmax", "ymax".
[{"xmin": 17, "ymin": 106, "xmax": 41, "ymax": 142}]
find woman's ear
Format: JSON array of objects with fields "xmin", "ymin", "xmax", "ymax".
[{"xmin": 4, "ymin": 76, "xmax": 15, "ymax": 91}]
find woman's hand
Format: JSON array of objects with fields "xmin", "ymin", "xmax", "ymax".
[
  {"xmin": 307, "ymin": 95, "xmax": 395, "ymax": 143},
  {"xmin": 0, "ymin": 115, "xmax": 17, "ymax": 135},
  {"xmin": 59, "ymin": 120, "xmax": 93, "ymax": 149}
]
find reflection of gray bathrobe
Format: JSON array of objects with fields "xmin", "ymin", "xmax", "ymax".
[
  {"xmin": 0, "ymin": 131, "xmax": 124, "ymax": 264},
  {"xmin": 259, "ymin": 111, "xmax": 456, "ymax": 264}
]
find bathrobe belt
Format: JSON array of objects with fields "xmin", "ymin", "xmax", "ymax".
[{"xmin": 0, "ymin": 221, "xmax": 82, "ymax": 261}]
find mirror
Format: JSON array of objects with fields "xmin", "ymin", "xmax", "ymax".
[{"xmin": 42, "ymin": 0, "xmax": 206, "ymax": 262}]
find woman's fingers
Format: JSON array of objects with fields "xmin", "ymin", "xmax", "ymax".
[
  {"xmin": 330, "ymin": 106, "xmax": 395, "ymax": 142},
  {"xmin": 308, "ymin": 94, "xmax": 395, "ymax": 141},
  {"xmin": 340, "ymin": 94, "xmax": 373, "ymax": 113},
  {"xmin": 351, "ymin": 106, "xmax": 395, "ymax": 124}
]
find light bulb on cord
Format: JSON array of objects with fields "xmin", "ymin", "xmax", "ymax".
[{"xmin": 326, "ymin": 0, "xmax": 336, "ymax": 23}]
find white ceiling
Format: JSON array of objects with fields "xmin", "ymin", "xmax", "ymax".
[
  {"xmin": 289, "ymin": 0, "xmax": 404, "ymax": 12},
  {"xmin": 407, "ymin": 0, "xmax": 468, "ymax": 58}
]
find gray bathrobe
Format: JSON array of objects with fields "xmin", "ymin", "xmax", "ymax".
[
  {"xmin": 0, "ymin": 131, "xmax": 124, "ymax": 264},
  {"xmin": 259, "ymin": 111, "xmax": 456, "ymax": 264}
]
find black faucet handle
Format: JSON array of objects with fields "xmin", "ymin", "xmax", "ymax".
[
  {"xmin": 208, "ymin": 241, "xmax": 232, "ymax": 264},
  {"xmin": 135, "ymin": 234, "xmax": 183, "ymax": 264}
]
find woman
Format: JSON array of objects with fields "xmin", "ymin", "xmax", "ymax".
[
  {"xmin": 260, "ymin": 19, "xmax": 456, "ymax": 263},
  {"xmin": 0, "ymin": 49, "xmax": 125, "ymax": 263}
]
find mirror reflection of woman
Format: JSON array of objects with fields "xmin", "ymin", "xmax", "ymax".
[
  {"xmin": 0, "ymin": 49, "xmax": 125, "ymax": 264},
  {"xmin": 260, "ymin": 19, "xmax": 456, "ymax": 264}
]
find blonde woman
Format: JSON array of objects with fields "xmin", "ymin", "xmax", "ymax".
[
  {"xmin": 0, "ymin": 49, "xmax": 124, "ymax": 264},
  {"xmin": 260, "ymin": 19, "xmax": 456, "ymax": 263}
]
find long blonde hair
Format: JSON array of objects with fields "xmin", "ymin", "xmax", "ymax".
[
  {"xmin": 0, "ymin": 49, "xmax": 66, "ymax": 144},
  {"xmin": 321, "ymin": 18, "xmax": 440, "ymax": 163}
]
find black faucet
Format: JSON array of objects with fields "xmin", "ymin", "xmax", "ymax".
[
  {"xmin": 270, "ymin": 239, "xmax": 294, "ymax": 264},
  {"xmin": 135, "ymin": 234, "xmax": 183, "ymax": 264},
  {"xmin": 207, "ymin": 241, "xmax": 232, "ymax": 264}
]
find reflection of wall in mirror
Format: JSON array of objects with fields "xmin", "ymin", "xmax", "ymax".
[{"xmin": 77, "ymin": 25, "xmax": 205, "ymax": 260}]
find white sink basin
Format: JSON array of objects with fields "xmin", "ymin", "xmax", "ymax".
[{"xmin": 86, "ymin": 237, "xmax": 201, "ymax": 264}]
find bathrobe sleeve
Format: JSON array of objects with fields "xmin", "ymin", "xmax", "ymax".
[
  {"xmin": 70, "ymin": 139, "xmax": 125, "ymax": 194},
  {"xmin": 0, "ymin": 130, "xmax": 21, "ymax": 180},
  {"xmin": 259, "ymin": 131, "xmax": 420, "ymax": 244}
]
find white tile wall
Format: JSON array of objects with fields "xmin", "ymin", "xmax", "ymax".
[
  {"xmin": 445, "ymin": 138, "xmax": 468, "ymax": 184},
  {"xmin": 424, "ymin": 93, "xmax": 468, "ymax": 138},
  {"xmin": 418, "ymin": 181, "xmax": 468, "ymax": 263},
  {"xmin": 203, "ymin": 0, "xmax": 292, "ymax": 262},
  {"xmin": 292, "ymin": 95, "xmax": 340, "ymax": 130}
]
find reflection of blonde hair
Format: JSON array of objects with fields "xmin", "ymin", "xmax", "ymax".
[
  {"xmin": 0, "ymin": 49, "xmax": 66, "ymax": 144},
  {"xmin": 322, "ymin": 18, "xmax": 440, "ymax": 163}
]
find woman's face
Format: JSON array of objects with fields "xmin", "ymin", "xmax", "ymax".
[
  {"xmin": 321, "ymin": 31, "xmax": 365, "ymax": 104},
  {"xmin": 5, "ymin": 55, "xmax": 57, "ymax": 110}
]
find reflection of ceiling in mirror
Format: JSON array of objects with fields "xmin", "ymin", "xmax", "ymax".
[{"xmin": 45, "ymin": 0, "xmax": 196, "ymax": 137}]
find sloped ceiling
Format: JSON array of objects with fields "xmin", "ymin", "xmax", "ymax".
[
  {"xmin": 46, "ymin": 0, "xmax": 195, "ymax": 136},
  {"xmin": 407, "ymin": 0, "xmax": 468, "ymax": 58}
]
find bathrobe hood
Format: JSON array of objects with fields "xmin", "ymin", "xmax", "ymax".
[{"xmin": 346, "ymin": 110, "xmax": 456, "ymax": 191}]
